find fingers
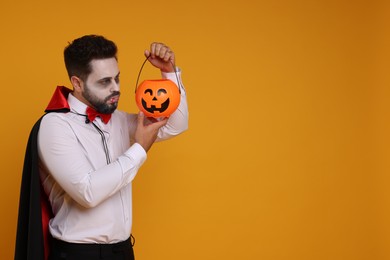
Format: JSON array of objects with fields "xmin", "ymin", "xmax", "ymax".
[
  {"xmin": 137, "ymin": 111, "xmax": 168, "ymax": 129},
  {"xmin": 149, "ymin": 42, "xmax": 174, "ymax": 62},
  {"xmin": 152, "ymin": 117, "xmax": 169, "ymax": 129},
  {"xmin": 144, "ymin": 49, "xmax": 151, "ymax": 58},
  {"xmin": 135, "ymin": 111, "xmax": 168, "ymax": 152},
  {"xmin": 137, "ymin": 111, "xmax": 145, "ymax": 126}
]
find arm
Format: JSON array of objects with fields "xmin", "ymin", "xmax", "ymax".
[
  {"xmin": 38, "ymin": 114, "xmax": 146, "ymax": 208},
  {"xmin": 156, "ymin": 69, "xmax": 188, "ymax": 140},
  {"xmin": 145, "ymin": 42, "xmax": 189, "ymax": 141}
]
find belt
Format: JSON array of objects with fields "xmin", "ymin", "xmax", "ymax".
[{"xmin": 51, "ymin": 237, "xmax": 132, "ymax": 258}]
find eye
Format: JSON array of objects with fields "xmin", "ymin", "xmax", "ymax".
[
  {"xmin": 157, "ymin": 89, "xmax": 167, "ymax": 96},
  {"xmin": 115, "ymin": 75, "xmax": 120, "ymax": 84},
  {"xmin": 99, "ymin": 78, "xmax": 111, "ymax": 86},
  {"xmin": 144, "ymin": 89, "xmax": 153, "ymax": 95}
]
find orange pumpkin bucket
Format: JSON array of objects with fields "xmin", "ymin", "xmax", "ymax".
[{"xmin": 135, "ymin": 56, "xmax": 181, "ymax": 118}]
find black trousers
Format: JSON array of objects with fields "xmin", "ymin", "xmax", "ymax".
[{"xmin": 49, "ymin": 237, "xmax": 135, "ymax": 260}]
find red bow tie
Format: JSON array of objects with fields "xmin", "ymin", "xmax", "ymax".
[{"xmin": 86, "ymin": 107, "xmax": 112, "ymax": 124}]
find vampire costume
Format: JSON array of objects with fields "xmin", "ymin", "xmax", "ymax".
[{"xmin": 15, "ymin": 86, "xmax": 72, "ymax": 260}]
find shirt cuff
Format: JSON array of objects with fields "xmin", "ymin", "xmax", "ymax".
[
  {"xmin": 161, "ymin": 68, "xmax": 185, "ymax": 93},
  {"xmin": 119, "ymin": 143, "xmax": 147, "ymax": 173}
]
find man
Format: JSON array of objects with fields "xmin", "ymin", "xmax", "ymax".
[{"xmin": 15, "ymin": 35, "xmax": 188, "ymax": 260}]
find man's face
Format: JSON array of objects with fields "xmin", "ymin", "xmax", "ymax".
[{"xmin": 82, "ymin": 58, "xmax": 120, "ymax": 114}]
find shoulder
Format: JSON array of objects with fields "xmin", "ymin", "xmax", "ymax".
[
  {"xmin": 39, "ymin": 112, "xmax": 71, "ymax": 133},
  {"xmin": 39, "ymin": 112, "xmax": 81, "ymax": 139},
  {"xmin": 40, "ymin": 112, "xmax": 70, "ymax": 126}
]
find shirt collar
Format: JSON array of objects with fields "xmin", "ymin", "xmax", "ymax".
[{"xmin": 68, "ymin": 93, "xmax": 88, "ymax": 115}]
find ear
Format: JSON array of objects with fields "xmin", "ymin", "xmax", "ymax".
[{"xmin": 70, "ymin": 76, "xmax": 83, "ymax": 92}]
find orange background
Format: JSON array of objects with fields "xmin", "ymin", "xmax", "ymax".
[{"xmin": 1, "ymin": 0, "xmax": 389, "ymax": 259}]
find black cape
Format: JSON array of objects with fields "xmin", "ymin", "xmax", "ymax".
[{"xmin": 15, "ymin": 86, "xmax": 71, "ymax": 260}]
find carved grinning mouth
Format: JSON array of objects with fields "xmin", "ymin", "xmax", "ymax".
[{"xmin": 141, "ymin": 98, "xmax": 170, "ymax": 114}]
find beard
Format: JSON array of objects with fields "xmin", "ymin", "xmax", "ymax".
[{"xmin": 83, "ymin": 85, "xmax": 120, "ymax": 114}]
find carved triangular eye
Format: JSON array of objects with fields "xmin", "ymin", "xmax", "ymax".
[
  {"xmin": 157, "ymin": 89, "xmax": 167, "ymax": 96},
  {"xmin": 144, "ymin": 89, "xmax": 153, "ymax": 95}
]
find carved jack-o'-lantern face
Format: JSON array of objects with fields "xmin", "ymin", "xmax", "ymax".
[{"xmin": 135, "ymin": 79, "xmax": 180, "ymax": 118}]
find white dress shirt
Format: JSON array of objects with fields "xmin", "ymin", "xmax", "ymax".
[{"xmin": 38, "ymin": 71, "xmax": 188, "ymax": 244}]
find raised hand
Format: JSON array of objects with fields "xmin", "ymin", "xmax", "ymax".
[
  {"xmin": 134, "ymin": 111, "xmax": 168, "ymax": 152},
  {"xmin": 144, "ymin": 42, "xmax": 176, "ymax": 73}
]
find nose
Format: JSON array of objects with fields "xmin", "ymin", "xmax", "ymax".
[{"xmin": 111, "ymin": 81, "xmax": 120, "ymax": 92}]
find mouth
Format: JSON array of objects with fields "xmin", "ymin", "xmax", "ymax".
[
  {"xmin": 141, "ymin": 98, "xmax": 170, "ymax": 114},
  {"xmin": 108, "ymin": 95, "xmax": 120, "ymax": 104}
]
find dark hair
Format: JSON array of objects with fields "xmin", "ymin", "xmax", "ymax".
[{"xmin": 64, "ymin": 35, "xmax": 118, "ymax": 81}]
